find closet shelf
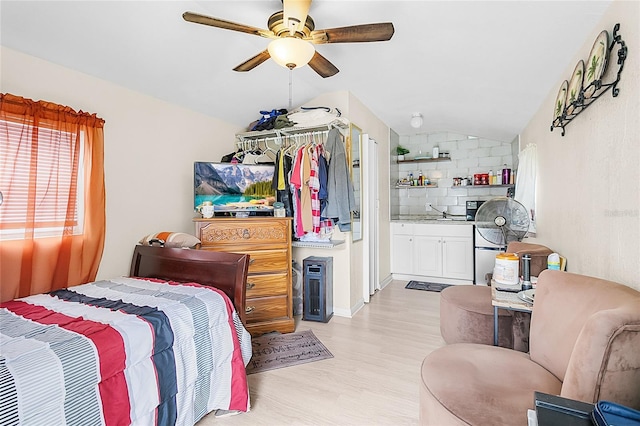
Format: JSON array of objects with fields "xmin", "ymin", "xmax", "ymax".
[{"xmin": 236, "ymin": 120, "xmax": 349, "ymax": 143}]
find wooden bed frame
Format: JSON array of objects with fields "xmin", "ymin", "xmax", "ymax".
[{"xmin": 130, "ymin": 245, "xmax": 249, "ymax": 323}]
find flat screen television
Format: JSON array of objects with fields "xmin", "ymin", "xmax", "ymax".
[{"xmin": 194, "ymin": 162, "xmax": 276, "ymax": 211}]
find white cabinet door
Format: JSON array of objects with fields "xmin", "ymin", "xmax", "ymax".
[
  {"xmin": 392, "ymin": 234, "xmax": 413, "ymax": 273},
  {"xmin": 413, "ymin": 236, "xmax": 442, "ymax": 277},
  {"xmin": 442, "ymin": 236, "xmax": 474, "ymax": 280}
]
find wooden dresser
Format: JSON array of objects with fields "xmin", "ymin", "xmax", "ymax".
[{"xmin": 194, "ymin": 217, "xmax": 294, "ymax": 336}]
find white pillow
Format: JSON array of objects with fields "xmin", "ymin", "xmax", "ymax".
[{"xmin": 139, "ymin": 232, "xmax": 201, "ymax": 248}]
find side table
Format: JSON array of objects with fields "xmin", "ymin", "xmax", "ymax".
[{"xmin": 491, "ymin": 280, "xmax": 533, "ymax": 346}]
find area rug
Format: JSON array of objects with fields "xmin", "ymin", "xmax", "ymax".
[
  {"xmin": 246, "ymin": 329, "xmax": 333, "ymax": 374},
  {"xmin": 405, "ymin": 280, "xmax": 452, "ymax": 292}
]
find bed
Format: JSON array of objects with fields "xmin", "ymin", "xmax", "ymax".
[{"xmin": 0, "ymin": 245, "xmax": 252, "ymax": 426}]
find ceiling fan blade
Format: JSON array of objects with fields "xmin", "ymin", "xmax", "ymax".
[
  {"xmin": 308, "ymin": 51, "xmax": 339, "ymax": 78},
  {"xmin": 283, "ymin": 0, "xmax": 312, "ymax": 35},
  {"xmin": 233, "ymin": 50, "xmax": 271, "ymax": 72},
  {"xmin": 310, "ymin": 22, "xmax": 394, "ymax": 44},
  {"xmin": 183, "ymin": 11, "xmax": 274, "ymax": 38}
]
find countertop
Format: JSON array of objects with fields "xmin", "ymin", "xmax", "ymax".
[{"xmin": 391, "ymin": 216, "xmax": 474, "ymax": 225}]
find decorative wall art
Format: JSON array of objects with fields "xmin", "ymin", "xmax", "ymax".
[{"xmin": 550, "ymin": 23, "xmax": 627, "ymax": 136}]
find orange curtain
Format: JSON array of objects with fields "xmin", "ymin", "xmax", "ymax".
[{"xmin": 0, "ymin": 93, "xmax": 106, "ymax": 302}]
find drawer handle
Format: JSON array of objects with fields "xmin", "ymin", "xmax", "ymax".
[
  {"xmin": 249, "ymin": 259, "xmax": 256, "ymax": 265},
  {"xmin": 245, "ymin": 306, "xmax": 256, "ymax": 314},
  {"xmin": 246, "ymin": 282, "xmax": 256, "ymax": 290}
]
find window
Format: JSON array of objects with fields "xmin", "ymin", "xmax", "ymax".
[
  {"xmin": 0, "ymin": 119, "xmax": 85, "ymax": 240},
  {"xmin": 0, "ymin": 93, "xmax": 105, "ymax": 302}
]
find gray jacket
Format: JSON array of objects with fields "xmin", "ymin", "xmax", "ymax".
[{"xmin": 322, "ymin": 128, "xmax": 355, "ymax": 230}]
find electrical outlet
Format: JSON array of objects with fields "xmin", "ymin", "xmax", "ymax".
[{"xmin": 425, "ymin": 203, "xmax": 432, "ymax": 211}]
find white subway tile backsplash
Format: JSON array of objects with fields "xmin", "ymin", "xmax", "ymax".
[
  {"xmin": 428, "ymin": 133, "xmax": 449, "ymax": 144},
  {"xmin": 447, "ymin": 133, "xmax": 468, "ymax": 141},
  {"xmin": 439, "ymin": 177, "xmax": 454, "ymax": 188},
  {"xmin": 491, "ymin": 145, "xmax": 513, "ymax": 156},
  {"xmin": 439, "ymin": 196, "xmax": 458, "ymax": 206},
  {"xmin": 426, "ymin": 187, "xmax": 447, "ymax": 197},
  {"xmin": 470, "ymin": 147, "xmax": 491, "ymax": 157},
  {"xmin": 448, "ymin": 187, "xmax": 469, "ymax": 197},
  {"xmin": 478, "ymin": 156, "xmax": 504, "ymax": 167},
  {"xmin": 455, "ymin": 158, "xmax": 479, "ymax": 169},
  {"xmin": 478, "ymin": 138, "xmax": 502, "ymax": 148},
  {"xmin": 392, "ymin": 132, "xmax": 516, "ymax": 218}
]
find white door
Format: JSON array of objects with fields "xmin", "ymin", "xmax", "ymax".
[{"xmin": 362, "ymin": 134, "xmax": 379, "ymax": 302}]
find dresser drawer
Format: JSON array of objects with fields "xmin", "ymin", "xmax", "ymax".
[
  {"xmin": 244, "ymin": 296, "xmax": 289, "ymax": 323},
  {"xmin": 246, "ymin": 273, "xmax": 288, "ymax": 298},
  {"xmin": 245, "ymin": 249, "xmax": 289, "ymax": 274},
  {"xmin": 198, "ymin": 219, "xmax": 289, "ymax": 249}
]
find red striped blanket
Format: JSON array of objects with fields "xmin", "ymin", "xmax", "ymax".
[{"xmin": 0, "ymin": 277, "xmax": 252, "ymax": 426}]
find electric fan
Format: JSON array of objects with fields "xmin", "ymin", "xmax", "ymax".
[{"xmin": 475, "ymin": 197, "xmax": 530, "ymax": 248}]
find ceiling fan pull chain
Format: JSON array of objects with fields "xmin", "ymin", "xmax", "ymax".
[{"xmin": 288, "ymin": 69, "xmax": 293, "ymax": 111}]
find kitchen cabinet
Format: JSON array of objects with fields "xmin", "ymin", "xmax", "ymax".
[{"xmin": 391, "ymin": 222, "xmax": 474, "ymax": 283}]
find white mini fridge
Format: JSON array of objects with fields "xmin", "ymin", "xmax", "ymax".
[{"xmin": 474, "ymin": 226, "xmax": 505, "ymax": 285}]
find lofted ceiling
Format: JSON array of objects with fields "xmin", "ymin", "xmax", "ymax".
[{"xmin": 0, "ymin": 0, "xmax": 612, "ymax": 142}]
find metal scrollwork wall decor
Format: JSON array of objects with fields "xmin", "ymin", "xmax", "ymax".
[{"xmin": 551, "ymin": 23, "xmax": 627, "ymax": 136}]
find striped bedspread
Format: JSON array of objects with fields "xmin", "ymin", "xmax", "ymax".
[{"xmin": 0, "ymin": 277, "xmax": 252, "ymax": 426}]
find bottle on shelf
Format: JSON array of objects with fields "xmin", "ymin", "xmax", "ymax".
[
  {"xmin": 409, "ymin": 172, "xmax": 414, "ymax": 186},
  {"xmin": 418, "ymin": 170, "xmax": 423, "ymax": 186},
  {"xmin": 433, "ymin": 146, "xmax": 439, "ymax": 159},
  {"xmin": 488, "ymin": 170, "xmax": 494, "ymax": 185},
  {"xmin": 502, "ymin": 166, "xmax": 511, "ymax": 185}
]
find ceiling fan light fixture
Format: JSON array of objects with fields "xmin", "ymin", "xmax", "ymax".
[
  {"xmin": 268, "ymin": 37, "xmax": 315, "ymax": 70},
  {"xmin": 410, "ymin": 112, "xmax": 423, "ymax": 129}
]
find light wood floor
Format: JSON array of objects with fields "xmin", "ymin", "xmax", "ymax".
[{"xmin": 200, "ymin": 280, "xmax": 445, "ymax": 425}]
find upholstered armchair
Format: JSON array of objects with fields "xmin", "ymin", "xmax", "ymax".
[{"xmin": 420, "ymin": 270, "xmax": 640, "ymax": 425}]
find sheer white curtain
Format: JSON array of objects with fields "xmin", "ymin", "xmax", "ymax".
[{"xmin": 515, "ymin": 143, "xmax": 537, "ymax": 234}]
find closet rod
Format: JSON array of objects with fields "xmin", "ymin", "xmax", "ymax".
[{"xmin": 236, "ymin": 129, "xmax": 332, "ymax": 147}]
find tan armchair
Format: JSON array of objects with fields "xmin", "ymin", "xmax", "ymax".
[{"xmin": 420, "ymin": 270, "xmax": 640, "ymax": 425}]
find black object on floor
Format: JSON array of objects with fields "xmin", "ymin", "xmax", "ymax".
[{"xmin": 405, "ymin": 281, "xmax": 452, "ymax": 292}]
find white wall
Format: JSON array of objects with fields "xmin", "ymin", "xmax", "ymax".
[
  {"xmin": 1, "ymin": 47, "xmax": 242, "ymax": 280},
  {"xmin": 521, "ymin": 0, "xmax": 639, "ymax": 289}
]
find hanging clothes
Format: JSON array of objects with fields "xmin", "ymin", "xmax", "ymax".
[
  {"xmin": 299, "ymin": 144, "xmax": 313, "ymax": 232},
  {"xmin": 308, "ymin": 143, "xmax": 321, "ymax": 234},
  {"xmin": 272, "ymin": 149, "xmax": 294, "ymax": 217},
  {"xmin": 317, "ymin": 144, "xmax": 329, "ymax": 213},
  {"xmin": 322, "ymin": 127, "xmax": 355, "ymax": 231},
  {"xmin": 289, "ymin": 145, "xmax": 308, "ymax": 237}
]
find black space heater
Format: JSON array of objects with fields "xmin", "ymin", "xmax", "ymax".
[{"xmin": 302, "ymin": 256, "xmax": 333, "ymax": 322}]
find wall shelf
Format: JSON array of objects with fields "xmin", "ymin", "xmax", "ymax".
[
  {"xmin": 550, "ymin": 23, "xmax": 627, "ymax": 136},
  {"xmin": 395, "ymin": 184, "xmax": 438, "ymax": 189},
  {"xmin": 467, "ymin": 184, "xmax": 514, "ymax": 189},
  {"xmin": 397, "ymin": 157, "xmax": 451, "ymax": 164}
]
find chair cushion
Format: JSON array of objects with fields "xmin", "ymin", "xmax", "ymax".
[
  {"xmin": 420, "ymin": 343, "xmax": 562, "ymax": 426},
  {"xmin": 440, "ymin": 285, "xmax": 513, "ymax": 347}
]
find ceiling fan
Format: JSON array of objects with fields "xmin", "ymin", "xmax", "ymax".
[{"xmin": 183, "ymin": 0, "xmax": 394, "ymax": 78}]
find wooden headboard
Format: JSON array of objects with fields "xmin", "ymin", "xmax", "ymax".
[{"xmin": 130, "ymin": 245, "xmax": 249, "ymax": 323}]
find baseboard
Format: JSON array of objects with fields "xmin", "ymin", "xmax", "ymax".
[
  {"xmin": 379, "ymin": 274, "xmax": 393, "ymax": 290},
  {"xmin": 391, "ymin": 273, "xmax": 473, "ymax": 285}
]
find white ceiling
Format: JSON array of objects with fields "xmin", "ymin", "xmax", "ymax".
[{"xmin": 1, "ymin": 0, "xmax": 612, "ymax": 142}]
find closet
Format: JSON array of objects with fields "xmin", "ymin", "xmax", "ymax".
[{"xmin": 235, "ymin": 120, "xmax": 352, "ymax": 242}]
